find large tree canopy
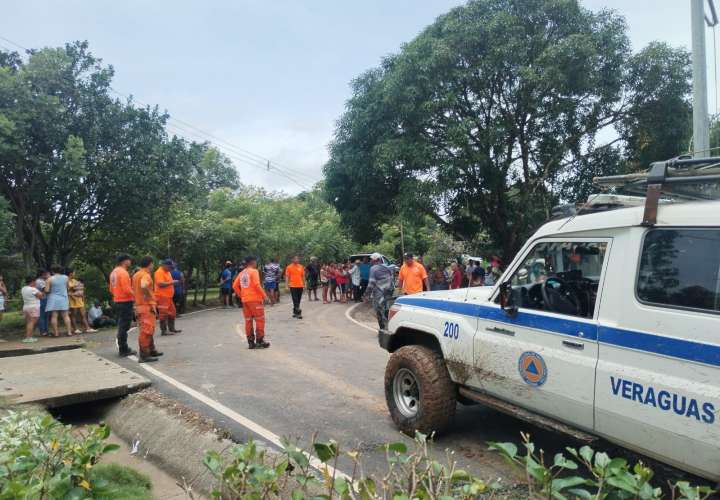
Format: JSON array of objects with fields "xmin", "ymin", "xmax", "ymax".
[
  {"xmin": 0, "ymin": 42, "xmax": 238, "ymax": 269},
  {"xmin": 324, "ymin": 0, "xmax": 691, "ymax": 260}
]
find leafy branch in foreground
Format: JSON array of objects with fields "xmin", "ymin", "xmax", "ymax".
[
  {"xmin": 0, "ymin": 410, "xmax": 151, "ymax": 499},
  {"xmin": 489, "ymin": 432, "xmax": 715, "ymax": 500},
  {"xmin": 203, "ymin": 432, "xmax": 500, "ymax": 500},
  {"xmin": 204, "ymin": 431, "xmax": 715, "ymax": 499}
]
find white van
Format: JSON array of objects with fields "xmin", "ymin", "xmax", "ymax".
[{"xmin": 379, "ymin": 159, "xmax": 720, "ymax": 480}]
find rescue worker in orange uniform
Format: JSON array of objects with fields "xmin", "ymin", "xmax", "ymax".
[
  {"xmin": 235, "ymin": 256, "xmax": 270, "ymax": 349},
  {"xmin": 285, "ymin": 255, "xmax": 305, "ymax": 319},
  {"xmin": 132, "ymin": 256, "xmax": 162, "ymax": 362},
  {"xmin": 109, "ymin": 254, "xmax": 136, "ymax": 357},
  {"xmin": 154, "ymin": 259, "xmax": 182, "ymax": 336}
]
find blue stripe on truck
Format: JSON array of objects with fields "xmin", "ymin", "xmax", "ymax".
[{"xmin": 394, "ymin": 296, "xmax": 720, "ymax": 367}]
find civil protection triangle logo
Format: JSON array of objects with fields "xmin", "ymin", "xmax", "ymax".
[{"xmin": 518, "ymin": 351, "xmax": 547, "ymax": 387}]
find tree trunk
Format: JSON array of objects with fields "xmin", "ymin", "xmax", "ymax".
[
  {"xmin": 201, "ymin": 261, "xmax": 208, "ymax": 305},
  {"xmin": 192, "ymin": 270, "xmax": 199, "ymax": 307}
]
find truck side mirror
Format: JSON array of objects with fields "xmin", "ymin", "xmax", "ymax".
[{"xmin": 499, "ymin": 281, "xmax": 518, "ymax": 317}]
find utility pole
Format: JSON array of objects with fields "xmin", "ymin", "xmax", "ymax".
[{"xmin": 692, "ymin": 0, "xmax": 711, "ymax": 157}]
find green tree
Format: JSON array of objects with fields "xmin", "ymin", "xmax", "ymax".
[
  {"xmin": 324, "ymin": 0, "xmax": 691, "ymax": 261},
  {"xmin": 0, "ymin": 42, "xmax": 238, "ymax": 271},
  {"xmin": 619, "ymin": 42, "xmax": 692, "ymax": 170}
]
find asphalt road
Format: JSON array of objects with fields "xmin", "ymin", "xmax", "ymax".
[{"xmin": 82, "ymin": 298, "xmax": 595, "ymax": 486}]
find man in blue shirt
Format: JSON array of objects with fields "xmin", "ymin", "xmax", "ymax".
[
  {"xmin": 359, "ymin": 257, "xmax": 371, "ymax": 297},
  {"xmin": 171, "ymin": 263, "xmax": 185, "ymax": 314},
  {"xmin": 219, "ymin": 261, "xmax": 233, "ymax": 308}
]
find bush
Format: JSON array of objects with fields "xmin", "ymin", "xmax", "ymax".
[
  {"xmin": 89, "ymin": 463, "xmax": 153, "ymax": 500},
  {"xmin": 490, "ymin": 432, "xmax": 716, "ymax": 500},
  {"xmin": 203, "ymin": 432, "xmax": 501, "ymax": 499},
  {"xmin": 0, "ymin": 410, "xmax": 151, "ymax": 499},
  {"xmin": 202, "ymin": 432, "xmax": 716, "ymax": 500}
]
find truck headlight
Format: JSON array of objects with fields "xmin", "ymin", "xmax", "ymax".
[{"xmin": 388, "ymin": 304, "xmax": 401, "ymax": 321}]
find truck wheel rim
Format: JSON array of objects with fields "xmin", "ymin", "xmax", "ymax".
[{"xmin": 393, "ymin": 368, "xmax": 419, "ymax": 418}]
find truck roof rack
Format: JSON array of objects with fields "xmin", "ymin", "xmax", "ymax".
[{"xmin": 592, "ymin": 155, "xmax": 720, "ymax": 226}]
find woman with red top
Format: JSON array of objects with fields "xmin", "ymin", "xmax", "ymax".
[
  {"xmin": 328, "ymin": 263, "xmax": 338, "ymax": 302},
  {"xmin": 335, "ymin": 264, "xmax": 348, "ymax": 304}
]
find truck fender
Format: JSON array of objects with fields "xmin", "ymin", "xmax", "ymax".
[{"xmin": 387, "ymin": 325, "xmax": 443, "ymax": 356}]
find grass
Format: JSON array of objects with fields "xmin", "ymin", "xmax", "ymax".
[
  {"xmin": 90, "ymin": 463, "xmax": 154, "ymax": 500},
  {"xmin": 0, "ymin": 311, "xmax": 26, "ymax": 339}
]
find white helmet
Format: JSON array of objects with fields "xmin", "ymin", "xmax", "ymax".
[{"xmin": 370, "ymin": 252, "xmax": 382, "ymax": 261}]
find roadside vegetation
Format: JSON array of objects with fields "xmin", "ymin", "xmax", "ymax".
[
  {"xmin": 201, "ymin": 432, "xmax": 715, "ymax": 500},
  {"xmin": 1, "ymin": 409, "xmax": 714, "ymax": 499},
  {"xmin": 0, "ymin": 411, "xmax": 153, "ymax": 499}
]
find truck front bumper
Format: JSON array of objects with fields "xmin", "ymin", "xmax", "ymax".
[{"xmin": 378, "ymin": 330, "xmax": 392, "ymax": 351}]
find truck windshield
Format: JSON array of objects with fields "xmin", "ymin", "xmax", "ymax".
[{"xmin": 508, "ymin": 241, "xmax": 608, "ymax": 318}]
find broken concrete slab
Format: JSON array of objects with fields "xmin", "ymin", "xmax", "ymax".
[
  {"xmin": 0, "ymin": 336, "xmax": 85, "ymax": 358},
  {"xmin": 0, "ymin": 349, "xmax": 150, "ymax": 408}
]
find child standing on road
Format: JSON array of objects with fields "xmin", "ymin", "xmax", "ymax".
[{"xmin": 68, "ymin": 270, "xmax": 96, "ymax": 334}]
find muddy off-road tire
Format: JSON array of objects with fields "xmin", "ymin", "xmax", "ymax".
[{"xmin": 384, "ymin": 345, "xmax": 457, "ymax": 435}]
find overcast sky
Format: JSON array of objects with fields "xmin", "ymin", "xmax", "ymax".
[{"xmin": 1, "ymin": 1, "xmax": 710, "ymax": 193}]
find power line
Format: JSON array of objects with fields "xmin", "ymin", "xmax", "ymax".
[
  {"xmin": 164, "ymin": 120, "xmax": 314, "ymax": 189},
  {"xmin": 106, "ymin": 89, "xmax": 321, "ymax": 186},
  {"xmin": 0, "ymin": 33, "xmax": 321, "ymax": 191},
  {"xmin": 164, "ymin": 122, "xmax": 313, "ymax": 191},
  {"xmin": 0, "ymin": 35, "xmax": 28, "ymax": 52},
  {"xmin": 163, "ymin": 109, "xmax": 319, "ymax": 181}
]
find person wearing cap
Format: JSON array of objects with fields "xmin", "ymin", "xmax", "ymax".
[
  {"xmin": 398, "ymin": 252, "xmax": 429, "ymax": 295},
  {"xmin": 364, "ymin": 253, "xmax": 395, "ymax": 332},
  {"xmin": 219, "ymin": 260, "xmax": 233, "ymax": 308},
  {"xmin": 238, "ymin": 256, "xmax": 270, "ymax": 349},
  {"xmin": 171, "ymin": 263, "xmax": 185, "ymax": 314},
  {"xmin": 132, "ymin": 255, "xmax": 162, "ymax": 362},
  {"xmin": 109, "ymin": 254, "xmax": 136, "ymax": 357},
  {"xmin": 155, "ymin": 259, "xmax": 182, "ymax": 335}
]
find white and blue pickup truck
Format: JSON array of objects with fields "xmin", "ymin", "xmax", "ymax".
[{"xmin": 380, "ymin": 195, "xmax": 720, "ymax": 481}]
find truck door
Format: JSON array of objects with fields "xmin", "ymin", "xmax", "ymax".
[
  {"xmin": 472, "ymin": 238, "xmax": 611, "ymax": 432},
  {"xmin": 595, "ymin": 228, "xmax": 720, "ymax": 479}
]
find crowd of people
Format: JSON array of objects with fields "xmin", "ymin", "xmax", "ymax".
[
  {"xmin": 0, "ymin": 250, "xmax": 501, "ymax": 362},
  {"xmin": 10, "ymin": 267, "xmax": 101, "ymax": 344},
  {"xmin": 212, "ymin": 252, "xmax": 503, "ymax": 348}
]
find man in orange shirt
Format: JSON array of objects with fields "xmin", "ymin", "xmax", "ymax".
[
  {"xmin": 285, "ymin": 255, "xmax": 305, "ymax": 319},
  {"xmin": 398, "ymin": 252, "xmax": 430, "ymax": 295},
  {"xmin": 132, "ymin": 256, "xmax": 161, "ymax": 363},
  {"xmin": 238, "ymin": 256, "xmax": 270, "ymax": 349},
  {"xmin": 155, "ymin": 259, "xmax": 182, "ymax": 336},
  {"xmin": 109, "ymin": 254, "xmax": 136, "ymax": 357}
]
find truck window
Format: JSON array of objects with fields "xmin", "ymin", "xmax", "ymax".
[
  {"xmin": 637, "ymin": 229, "xmax": 720, "ymax": 313},
  {"xmin": 508, "ymin": 241, "xmax": 607, "ymax": 318}
]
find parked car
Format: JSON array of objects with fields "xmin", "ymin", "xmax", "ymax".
[{"xmin": 348, "ymin": 253, "xmax": 398, "ymax": 273}]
